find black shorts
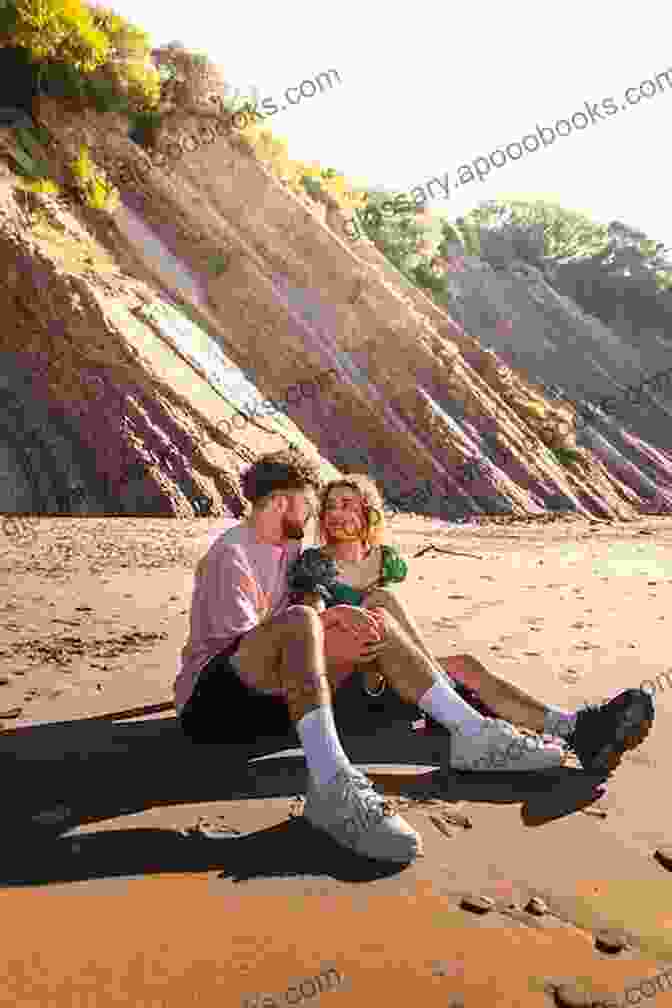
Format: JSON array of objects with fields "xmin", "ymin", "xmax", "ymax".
[{"xmin": 178, "ymin": 640, "xmax": 298, "ymax": 745}]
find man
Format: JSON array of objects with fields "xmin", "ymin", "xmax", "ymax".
[{"xmin": 174, "ymin": 452, "xmax": 652, "ymax": 864}]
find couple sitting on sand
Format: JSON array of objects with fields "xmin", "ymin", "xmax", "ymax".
[{"xmin": 174, "ymin": 450, "xmax": 654, "ymax": 864}]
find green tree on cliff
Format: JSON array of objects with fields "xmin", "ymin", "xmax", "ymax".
[
  {"xmin": 356, "ymin": 189, "xmax": 428, "ymax": 272},
  {"xmin": 454, "ymin": 198, "xmax": 672, "ymax": 336},
  {"xmin": 463, "ymin": 200, "xmax": 610, "ymax": 265}
]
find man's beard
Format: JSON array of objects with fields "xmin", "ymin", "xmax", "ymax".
[{"xmin": 282, "ymin": 517, "xmax": 306, "ymax": 540}]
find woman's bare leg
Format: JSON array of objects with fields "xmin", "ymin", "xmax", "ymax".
[
  {"xmin": 362, "ymin": 586, "xmax": 443, "ymax": 671},
  {"xmin": 437, "ymin": 655, "xmax": 547, "ymax": 734},
  {"xmin": 362, "ymin": 587, "xmax": 547, "ymax": 733}
]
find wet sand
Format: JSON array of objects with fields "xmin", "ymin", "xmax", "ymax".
[{"xmin": 3, "ymin": 514, "xmax": 672, "ymax": 1006}]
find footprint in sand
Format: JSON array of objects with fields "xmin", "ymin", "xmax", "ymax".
[
  {"xmin": 0, "ymin": 706, "xmax": 22, "ymax": 719},
  {"xmin": 559, "ymin": 669, "xmax": 582, "ymax": 684}
]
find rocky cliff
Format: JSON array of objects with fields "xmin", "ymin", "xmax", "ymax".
[{"xmin": 1, "ymin": 84, "xmax": 671, "ymax": 522}]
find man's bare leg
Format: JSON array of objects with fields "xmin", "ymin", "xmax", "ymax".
[
  {"xmin": 233, "ymin": 604, "xmax": 424, "ymax": 861},
  {"xmin": 234, "ymin": 605, "xmax": 333, "ymax": 723}
]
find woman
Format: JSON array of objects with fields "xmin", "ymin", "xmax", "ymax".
[
  {"xmin": 288, "ymin": 475, "xmax": 506, "ymax": 728},
  {"xmin": 287, "ymin": 475, "xmax": 655, "ymax": 769}
]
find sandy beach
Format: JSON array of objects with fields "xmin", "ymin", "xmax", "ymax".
[{"xmin": 3, "ymin": 512, "xmax": 672, "ymax": 1007}]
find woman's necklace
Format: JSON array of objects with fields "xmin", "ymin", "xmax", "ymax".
[{"xmin": 329, "ymin": 545, "xmax": 380, "ymax": 591}]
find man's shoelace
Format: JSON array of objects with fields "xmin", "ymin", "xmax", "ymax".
[{"xmin": 336, "ymin": 773, "xmax": 397, "ymax": 834}]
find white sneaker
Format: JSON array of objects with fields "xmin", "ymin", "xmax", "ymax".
[
  {"xmin": 444, "ymin": 719, "xmax": 566, "ymax": 772},
  {"xmin": 302, "ymin": 768, "xmax": 423, "ymax": 862}
]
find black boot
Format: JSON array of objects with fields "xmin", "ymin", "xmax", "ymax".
[{"xmin": 565, "ymin": 688, "xmax": 655, "ymax": 773}]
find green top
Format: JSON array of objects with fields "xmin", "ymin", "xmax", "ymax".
[{"xmin": 299, "ymin": 545, "xmax": 408, "ymax": 607}]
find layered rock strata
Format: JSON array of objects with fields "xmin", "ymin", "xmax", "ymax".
[{"xmin": 0, "ymin": 90, "xmax": 670, "ymax": 519}]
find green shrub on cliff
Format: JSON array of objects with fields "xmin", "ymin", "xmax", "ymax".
[
  {"xmin": 439, "ymin": 221, "xmax": 464, "ymax": 248},
  {"xmin": 4, "ymin": 120, "xmax": 54, "ymax": 185},
  {"xmin": 69, "ymin": 142, "xmax": 119, "ymax": 210},
  {"xmin": 300, "ymin": 174, "xmax": 326, "ymax": 201},
  {"xmin": 0, "ymin": 0, "xmax": 160, "ymax": 114},
  {"xmin": 16, "ymin": 176, "xmax": 60, "ymax": 193},
  {"xmin": 550, "ymin": 446, "xmax": 584, "ymax": 467},
  {"xmin": 88, "ymin": 5, "xmax": 151, "ymax": 57},
  {"xmin": 1, "ymin": 0, "xmax": 110, "ymax": 72}
]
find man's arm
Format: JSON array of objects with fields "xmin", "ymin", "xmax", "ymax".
[{"xmin": 205, "ymin": 544, "xmax": 269, "ymax": 645}]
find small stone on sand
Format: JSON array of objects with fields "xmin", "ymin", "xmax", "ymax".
[
  {"xmin": 654, "ymin": 847, "xmax": 672, "ymax": 870},
  {"xmin": 441, "ymin": 811, "xmax": 472, "ymax": 829},
  {"xmin": 460, "ymin": 894, "xmax": 495, "ymax": 914},
  {"xmin": 525, "ymin": 896, "xmax": 548, "ymax": 915},
  {"xmin": 179, "ymin": 821, "xmax": 242, "ymax": 839},
  {"xmin": 553, "ymin": 982, "xmax": 594, "ymax": 1007},
  {"xmin": 428, "ymin": 815, "xmax": 453, "ymax": 839},
  {"xmin": 595, "ymin": 929, "xmax": 629, "ymax": 953}
]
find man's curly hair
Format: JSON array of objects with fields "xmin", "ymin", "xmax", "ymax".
[
  {"xmin": 241, "ymin": 450, "xmax": 323, "ymax": 507},
  {"xmin": 317, "ymin": 474, "xmax": 387, "ymax": 547}
]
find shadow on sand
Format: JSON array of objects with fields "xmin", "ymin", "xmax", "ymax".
[{"xmin": 2, "ymin": 712, "xmax": 607, "ymax": 887}]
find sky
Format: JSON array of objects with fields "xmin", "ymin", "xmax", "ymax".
[{"xmin": 112, "ymin": 0, "xmax": 672, "ymax": 253}]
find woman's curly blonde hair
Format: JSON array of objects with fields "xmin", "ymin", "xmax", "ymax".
[{"xmin": 317, "ymin": 474, "xmax": 387, "ymax": 547}]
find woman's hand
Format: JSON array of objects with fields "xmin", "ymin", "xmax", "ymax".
[
  {"xmin": 321, "ymin": 605, "xmax": 388, "ymax": 663},
  {"xmin": 322, "ymin": 622, "xmax": 379, "ymax": 664},
  {"xmin": 356, "ymin": 606, "xmax": 390, "ymax": 663},
  {"xmin": 321, "ymin": 604, "xmax": 383, "ymax": 638}
]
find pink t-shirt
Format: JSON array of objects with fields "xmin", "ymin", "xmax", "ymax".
[{"xmin": 174, "ymin": 523, "xmax": 302, "ymax": 714}]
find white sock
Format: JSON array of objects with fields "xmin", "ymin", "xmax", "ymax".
[
  {"xmin": 543, "ymin": 705, "xmax": 577, "ymax": 738},
  {"xmin": 418, "ymin": 681, "xmax": 488, "ymax": 738},
  {"xmin": 296, "ymin": 705, "xmax": 353, "ymax": 791}
]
